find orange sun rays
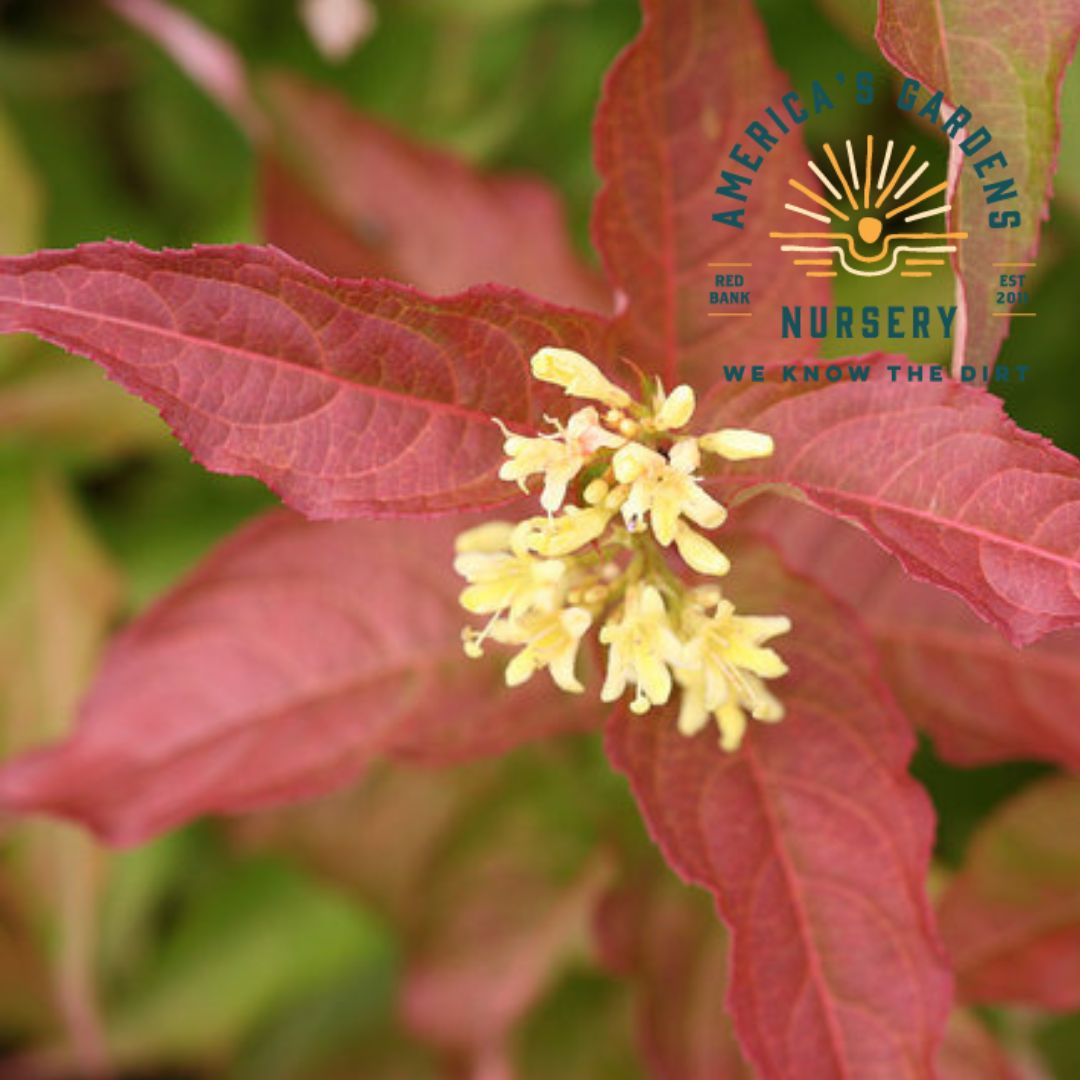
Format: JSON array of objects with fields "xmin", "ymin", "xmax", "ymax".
[{"xmin": 770, "ymin": 136, "xmax": 964, "ymax": 279}]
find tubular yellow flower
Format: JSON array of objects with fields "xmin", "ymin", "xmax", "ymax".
[
  {"xmin": 699, "ymin": 427, "xmax": 775, "ymax": 461},
  {"xmin": 455, "ymin": 554, "xmax": 565, "ymax": 618},
  {"xmin": 519, "ymin": 505, "xmax": 613, "ymax": 557},
  {"xmin": 498, "ymin": 435, "xmax": 569, "ymax": 499},
  {"xmin": 613, "ymin": 439, "xmax": 726, "ymax": 546},
  {"xmin": 454, "ymin": 544, "xmax": 565, "ymax": 620},
  {"xmin": 600, "ymin": 585, "xmax": 684, "ymax": 714},
  {"xmin": 675, "ymin": 597, "xmax": 791, "ymax": 751},
  {"xmin": 492, "ymin": 606, "xmax": 592, "ymax": 692},
  {"xmin": 530, "ymin": 347, "xmax": 632, "ymax": 409},
  {"xmin": 498, "ymin": 407, "xmax": 624, "ymax": 513}
]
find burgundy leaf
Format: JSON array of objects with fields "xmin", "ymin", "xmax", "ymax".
[
  {"xmin": 592, "ymin": 0, "xmax": 829, "ymax": 387},
  {"xmin": 938, "ymin": 775, "xmax": 1080, "ymax": 1010},
  {"xmin": 877, "ymin": 0, "xmax": 1080, "ymax": 375},
  {"xmin": 747, "ymin": 498, "xmax": 1080, "ymax": 770},
  {"xmin": 595, "ymin": 869, "xmax": 752, "ymax": 1079},
  {"xmin": 606, "ymin": 542, "xmax": 952, "ymax": 1080},
  {"xmin": 261, "ymin": 76, "xmax": 610, "ymax": 311},
  {"xmin": 0, "ymin": 242, "xmax": 616, "ymax": 518},
  {"xmin": 0, "ymin": 512, "xmax": 603, "ymax": 844},
  {"xmin": 704, "ymin": 361, "xmax": 1080, "ymax": 645}
]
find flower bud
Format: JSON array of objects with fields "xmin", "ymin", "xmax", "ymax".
[
  {"xmin": 673, "ymin": 522, "xmax": 731, "ymax": 577},
  {"xmin": 654, "ymin": 384, "xmax": 696, "ymax": 430},
  {"xmin": 699, "ymin": 428, "xmax": 774, "ymax": 461},
  {"xmin": 583, "ymin": 478, "xmax": 610, "ymax": 505}
]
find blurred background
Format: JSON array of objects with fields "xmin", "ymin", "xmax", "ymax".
[{"xmin": 0, "ymin": 0, "xmax": 1077, "ymax": 1076}]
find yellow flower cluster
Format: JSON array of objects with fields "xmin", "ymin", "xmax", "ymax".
[{"xmin": 455, "ymin": 347, "xmax": 791, "ymax": 751}]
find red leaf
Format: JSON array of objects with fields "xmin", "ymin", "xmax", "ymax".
[
  {"xmin": 260, "ymin": 155, "xmax": 384, "ymax": 283},
  {"xmin": 605, "ymin": 542, "xmax": 952, "ymax": 1080},
  {"xmin": 596, "ymin": 870, "xmax": 752, "ymax": 1079},
  {"xmin": 705, "ymin": 362, "xmax": 1080, "ymax": 645},
  {"xmin": 877, "ymin": 0, "xmax": 1080, "ymax": 375},
  {"xmin": 748, "ymin": 498, "xmax": 1080, "ymax": 770},
  {"xmin": 938, "ymin": 775, "xmax": 1080, "ymax": 1011},
  {"xmin": 592, "ymin": 0, "xmax": 829, "ymax": 386},
  {"xmin": 261, "ymin": 75, "xmax": 611, "ymax": 311},
  {"xmin": 0, "ymin": 242, "xmax": 616, "ymax": 518},
  {"xmin": 0, "ymin": 512, "xmax": 603, "ymax": 844}
]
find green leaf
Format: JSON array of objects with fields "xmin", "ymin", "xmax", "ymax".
[{"xmin": 108, "ymin": 857, "xmax": 393, "ymax": 1067}]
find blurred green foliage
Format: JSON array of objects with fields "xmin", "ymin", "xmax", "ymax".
[{"xmin": 0, "ymin": 0, "xmax": 1077, "ymax": 1075}]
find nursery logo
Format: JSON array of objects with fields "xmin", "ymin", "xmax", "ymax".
[
  {"xmin": 769, "ymin": 135, "xmax": 967, "ymax": 280},
  {"xmin": 706, "ymin": 73, "xmax": 1036, "ymax": 368}
]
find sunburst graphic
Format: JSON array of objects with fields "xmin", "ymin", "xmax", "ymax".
[{"xmin": 768, "ymin": 136, "xmax": 967, "ymax": 278}]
